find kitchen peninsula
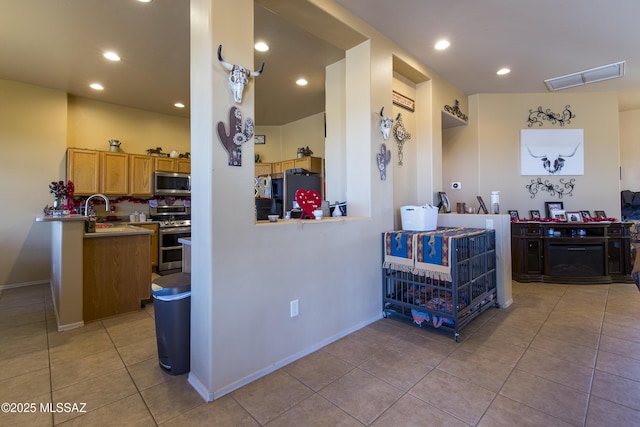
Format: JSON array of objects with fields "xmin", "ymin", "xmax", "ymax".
[{"xmin": 37, "ymin": 215, "xmax": 153, "ymax": 330}]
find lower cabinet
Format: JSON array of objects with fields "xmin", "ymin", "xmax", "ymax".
[
  {"xmin": 83, "ymin": 234, "xmax": 151, "ymax": 322},
  {"xmin": 511, "ymin": 222, "xmax": 632, "ymax": 283}
]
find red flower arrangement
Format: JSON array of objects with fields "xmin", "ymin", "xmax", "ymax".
[{"xmin": 49, "ymin": 180, "xmax": 74, "ymax": 199}]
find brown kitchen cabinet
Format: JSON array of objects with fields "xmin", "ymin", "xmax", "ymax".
[
  {"xmin": 83, "ymin": 233, "xmax": 151, "ymax": 322},
  {"xmin": 101, "ymin": 152, "xmax": 128, "ymax": 195},
  {"xmin": 129, "ymin": 155, "xmax": 153, "ymax": 196},
  {"xmin": 254, "ymin": 162, "xmax": 272, "ymax": 176},
  {"xmin": 294, "ymin": 156, "xmax": 323, "ymax": 174},
  {"xmin": 67, "ymin": 148, "xmax": 100, "ymax": 195},
  {"xmin": 136, "ymin": 222, "xmax": 159, "ymax": 269},
  {"xmin": 272, "ymin": 162, "xmax": 282, "ymax": 174},
  {"xmin": 154, "ymin": 157, "xmax": 191, "ymax": 173},
  {"xmin": 177, "ymin": 159, "xmax": 190, "ymax": 173},
  {"xmin": 281, "ymin": 159, "xmax": 295, "ymax": 171}
]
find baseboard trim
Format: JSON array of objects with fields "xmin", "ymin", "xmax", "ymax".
[
  {"xmin": 0, "ymin": 279, "xmax": 49, "ymax": 291},
  {"xmin": 187, "ymin": 312, "xmax": 384, "ymax": 402}
]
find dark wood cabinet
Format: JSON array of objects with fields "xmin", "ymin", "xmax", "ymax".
[{"xmin": 511, "ymin": 222, "xmax": 632, "ymax": 284}]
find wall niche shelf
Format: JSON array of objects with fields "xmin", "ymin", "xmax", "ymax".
[{"xmin": 442, "ymin": 110, "xmax": 468, "ymax": 129}]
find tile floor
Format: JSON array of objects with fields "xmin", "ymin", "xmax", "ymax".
[{"xmin": 1, "ymin": 281, "xmax": 640, "ymax": 426}]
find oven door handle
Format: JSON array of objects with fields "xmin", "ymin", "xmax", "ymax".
[{"xmin": 159, "ymin": 227, "xmax": 192, "ymax": 234}]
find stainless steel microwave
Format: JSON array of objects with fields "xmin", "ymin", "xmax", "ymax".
[{"xmin": 153, "ymin": 171, "xmax": 191, "ymax": 196}]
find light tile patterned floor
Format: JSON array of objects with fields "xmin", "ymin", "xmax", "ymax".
[{"xmin": 1, "ymin": 281, "xmax": 639, "ymax": 426}]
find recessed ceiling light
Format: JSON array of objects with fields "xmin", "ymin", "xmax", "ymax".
[
  {"xmin": 296, "ymin": 78, "xmax": 308, "ymax": 86},
  {"xmin": 174, "ymin": 102, "xmax": 185, "ymax": 108},
  {"xmin": 497, "ymin": 68, "xmax": 511, "ymax": 75},
  {"xmin": 137, "ymin": 0, "xmax": 153, "ymax": 3},
  {"xmin": 103, "ymin": 51, "xmax": 121, "ymax": 62},
  {"xmin": 435, "ymin": 40, "xmax": 450, "ymax": 50},
  {"xmin": 254, "ymin": 42, "xmax": 269, "ymax": 52},
  {"xmin": 89, "ymin": 83, "xmax": 104, "ymax": 91}
]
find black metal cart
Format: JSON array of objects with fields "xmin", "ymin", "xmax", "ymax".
[{"xmin": 382, "ymin": 228, "xmax": 498, "ymax": 342}]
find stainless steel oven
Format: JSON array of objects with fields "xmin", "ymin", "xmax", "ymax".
[
  {"xmin": 158, "ymin": 225, "xmax": 191, "ymax": 272},
  {"xmin": 149, "ymin": 204, "xmax": 191, "ymax": 273}
]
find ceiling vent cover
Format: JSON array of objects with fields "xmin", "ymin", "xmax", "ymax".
[{"xmin": 544, "ymin": 61, "xmax": 625, "ymax": 91}]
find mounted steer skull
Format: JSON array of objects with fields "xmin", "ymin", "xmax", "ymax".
[
  {"xmin": 526, "ymin": 143, "xmax": 581, "ymax": 174},
  {"xmin": 379, "ymin": 107, "xmax": 400, "ymax": 140},
  {"xmin": 217, "ymin": 45, "xmax": 265, "ymax": 104}
]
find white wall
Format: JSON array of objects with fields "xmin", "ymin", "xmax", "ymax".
[
  {"xmin": 188, "ymin": 0, "xmax": 451, "ymax": 400},
  {"xmin": 0, "ymin": 80, "xmax": 67, "ymax": 288},
  {"xmin": 67, "ymin": 96, "xmax": 190, "ymax": 155},
  {"xmin": 444, "ymin": 92, "xmax": 622, "ymax": 219},
  {"xmin": 620, "ymin": 109, "xmax": 640, "ymax": 190}
]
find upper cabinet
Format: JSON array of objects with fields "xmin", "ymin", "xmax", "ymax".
[
  {"xmin": 101, "ymin": 152, "xmax": 128, "ymax": 195},
  {"xmin": 154, "ymin": 157, "xmax": 191, "ymax": 173},
  {"xmin": 67, "ymin": 148, "xmax": 100, "ymax": 195},
  {"xmin": 129, "ymin": 155, "xmax": 154, "ymax": 196},
  {"xmin": 67, "ymin": 149, "xmax": 190, "ymax": 197}
]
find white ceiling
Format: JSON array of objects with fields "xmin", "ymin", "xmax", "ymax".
[
  {"xmin": 335, "ymin": 0, "xmax": 640, "ymax": 112},
  {"xmin": 2, "ymin": 0, "xmax": 640, "ymax": 128}
]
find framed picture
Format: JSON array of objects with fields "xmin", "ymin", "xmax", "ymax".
[
  {"xmin": 530, "ymin": 210, "xmax": 541, "ymax": 219},
  {"xmin": 551, "ymin": 209, "xmax": 567, "ymax": 221},
  {"xmin": 477, "ymin": 196, "xmax": 488, "ymax": 214},
  {"xmin": 567, "ymin": 211, "xmax": 582, "ymax": 222},
  {"xmin": 580, "ymin": 210, "xmax": 591, "ymax": 219},
  {"xmin": 545, "ymin": 201, "xmax": 564, "ymax": 219},
  {"xmin": 508, "ymin": 210, "xmax": 519, "ymax": 220},
  {"xmin": 254, "ymin": 135, "xmax": 266, "ymax": 145},
  {"xmin": 438, "ymin": 192, "xmax": 451, "ymax": 213},
  {"xmin": 594, "ymin": 210, "xmax": 607, "ymax": 218}
]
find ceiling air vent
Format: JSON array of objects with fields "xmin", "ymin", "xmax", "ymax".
[{"xmin": 544, "ymin": 61, "xmax": 625, "ymax": 91}]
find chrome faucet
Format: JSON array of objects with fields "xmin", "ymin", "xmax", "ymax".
[{"xmin": 84, "ymin": 194, "xmax": 110, "ymax": 217}]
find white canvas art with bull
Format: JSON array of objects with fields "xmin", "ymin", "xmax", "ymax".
[{"xmin": 520, "ymin": 129, "xmax": 584, "ymax": 176}]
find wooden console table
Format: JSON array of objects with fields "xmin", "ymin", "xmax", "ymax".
[{"xmin": 511, "ymin": 222, "xmax": 632, "ymax": 284}]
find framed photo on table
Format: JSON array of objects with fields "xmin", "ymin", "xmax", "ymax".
[
  {"xmin": 530, "ymin": 210, "xmax": 541, "ymax": 219},
  {"xmin": 438, "ymin": 192, "xmax": 451, "ymax": 213},
  {"xmin": 580, "ymin": 210, "xmax": 591, "ymax": 220},
  {"xmin": 594, "ymin": 210, "xmax": 607, "ymax": 218},
  {"xmin": 550, "ymin": 209, "xmax": 567, "ymax": 221},
  {"xmin": 508, "ymin": 210, "xmax": 519, "ymax": 220},
  {"xmin": 545, "ymin": 201, "xmax": 564, "ymax": 219},
  {"xmin": 477, "ymin": 196, "xmax": 488, "ymax": 214},
  {"xmin": 567, "ymin": 211, "xmax": 582, "ymax": 222}
]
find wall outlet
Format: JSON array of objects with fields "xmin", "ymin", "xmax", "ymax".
[
  {"xmin": 486, "ymin": 219, "xmax": 494, "ymax": 229},
  {"xmin": 451, "ymin": 182, "xmax": 462, "ymax": 190},
  {"xmin": 290, "ymin": 299, "xmax": 299, "ymax": 317}
]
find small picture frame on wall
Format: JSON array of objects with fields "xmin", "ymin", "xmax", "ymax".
[
  {"xmin": 594, "ymin": 210, "xmax": 607, "ymax": 218},
  {"xmin": 438, "ymin": 192, "xmax": 451, "ymax": 213},
  {"xmin": 254, "ymin": 135, "xmax": 266, "ymax": 145},
  {"xmin": 545, "ymin": 201, "xmax": 564, "ymax": 219},
  {"xmin": 477, "ymin": 196, "xmax": 488, "ymax": 214},
  {"xmin": 580, "ymin": 210, "xmax": 591, "ymax": 219},
  {"xmin": 530, "ymin": 210, "xmax": 541, "ymax": 219},
  {"xmin": 508, "ymin": 210, "xmax": 519, "ymax": 220},
  {"xmin": 567, "ymin": 211, "xmax": 582, "ymax": 222}
]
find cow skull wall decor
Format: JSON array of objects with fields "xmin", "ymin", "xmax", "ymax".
[
  {"xmin": 217, "ymin": 45, "xmax": 265, "ymax": 104},
  {"xmin": 379, "ymin": 107, "xmax": 400, "ymax": 140},
  {"xmin": 526, "ymin": 143, "xmax": 580, "ymax": 174}
]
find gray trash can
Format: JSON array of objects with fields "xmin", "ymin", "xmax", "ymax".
[{"xmin": 151, "ymin": 272, "xmax": 191, "ymax": 375}]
